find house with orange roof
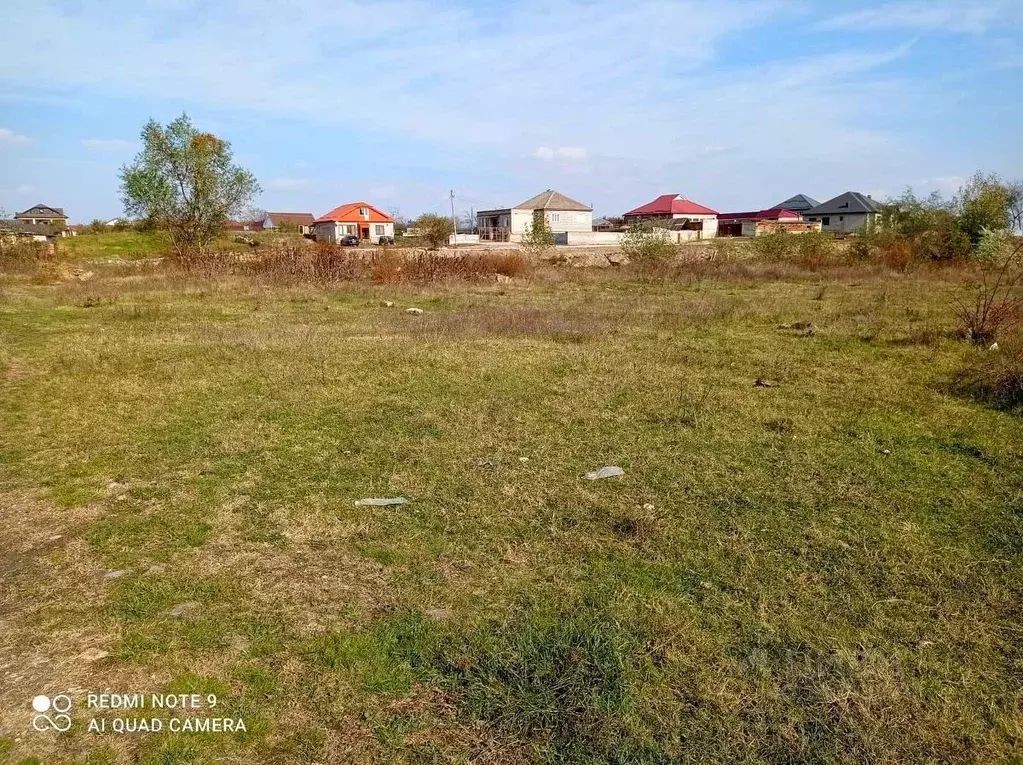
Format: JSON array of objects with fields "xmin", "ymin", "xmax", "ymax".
[{"xmin": 313, "ymin": 202, "xmax": 394, "ymax": 244}]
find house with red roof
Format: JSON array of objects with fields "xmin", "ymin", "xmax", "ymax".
[
  {"xmin": 622, "ymin": 194, "xmax": 719, "ymax": 239},
  {"xmin": 313, "ymin": 202, "xmax": 395, "ymax": 244}
]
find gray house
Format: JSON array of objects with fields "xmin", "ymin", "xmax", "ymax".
[
  {"xmin": 15, "ymin": 203, "xmax": 68, "ymax": 228},
  {"xmin": 477, "ymin": 189, "xmax": 593, "ymax": 242},
  {"xmin": 773, "ymin": 194, "xmax": 820, "ymax": 216},
  {"xmin": 805, "ymin": 192, "xmax": 880, "ymax": 234}
]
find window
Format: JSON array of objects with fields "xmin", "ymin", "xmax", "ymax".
[
  {"xmin": 359, "ymin": 207, "xmax": 368, "ymax": 219},
  {"xmin": 822, "ymin": 217, "xmax": 830, "ymax": 226},
  {"xmin": 550, "ymin": 213, "xmax": 560, "ymax": 222},
  {"xmin": 839, "ymin": 216, "xmax": 844, "ymax": 222},
  {"xmin": 374, "ymin": 225, "xmax": 384, "ymax": 236}
]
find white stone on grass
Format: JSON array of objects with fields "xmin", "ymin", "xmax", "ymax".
[{"xmin": 582, "ymin": 466, "xmax": 625, "ymax": 480}]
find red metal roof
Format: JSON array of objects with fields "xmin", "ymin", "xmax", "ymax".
[
  {"xmin": 717, "ymin": 208, "xmax": 802, "ymax": 222},
  {"xmin": 315, "ymin": 202, "xmax": 394, "ymax": 224},
  {"xmin": 624, "ymin": 194, "xmax": 718, "ymax": 217}
]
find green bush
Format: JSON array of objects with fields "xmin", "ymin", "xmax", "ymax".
[
  {"xmin": 620, "ymin": 227, "xmax": 678, "ymax": 263},
  {"xmin": 793, "ymin": 231, "xmax": 837, "ymax": 267},
  {"xmin": 522, "ymin": 214, "xmax": 555, "ymax": 259},
  {"xmin": 750, "ymin": 231, "xmax": 794, "ymax": 260},
  {"xmin": 410, "ymin": 213, "xmax": 454, "ymax": 249}
]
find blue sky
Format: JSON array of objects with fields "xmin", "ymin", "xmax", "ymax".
[{"xmin": 1, "ymin": 0, "xmax": 1021, "ymax": 222}]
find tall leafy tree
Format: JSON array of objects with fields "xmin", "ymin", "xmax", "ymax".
[
  {"xmin": 120, "ymin": 114, "xmax": 259, "ymax": 256},
  {"xmin": 953, "ymin": 172, "xmax": 1010, "ymax": 246}
]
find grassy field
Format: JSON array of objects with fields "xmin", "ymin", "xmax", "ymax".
[
  {"xmin": 0, "ymin": 258, "xmax": 1021, "ymax": 763},
  {"xmin": 59, "ymin": 230, "xmax": 311, "ymax": 260}
]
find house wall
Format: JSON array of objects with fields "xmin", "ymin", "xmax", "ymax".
[
  {"xmin": 508, "ymin": 208, "xmax": 593, "ymax": 235},
  {"xmin": 553, "ymin": 231, "xmax": 624, "ymax": 245},
  {"xmin": 509, "ymin": 209, "xmax": 535, "ymax": 235},
  {"xmin": 366, "ymin": 222, "xmax": 395, "ymax": 243},
  {"xmin": 540, "ymin": 209, "xmax": 592, "ymax": 233},
  {"xmin": 314, "ymin": 221, "xmax": 392, "ymax": 242},
  {"xmin": 314, "ymin": 222, "xmax": 342, "ymax": 242},
  {"xmin": 808, "ymin": 213, "xmax": 877, "ymax": 234}
]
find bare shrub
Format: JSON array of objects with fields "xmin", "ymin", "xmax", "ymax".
[{"xmin": 953, "ymin": 232, "xmax": 1022, "ymax": 343}]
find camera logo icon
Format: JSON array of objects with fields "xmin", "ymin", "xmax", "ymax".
[{"xmin": 32, "ymin": 694, "xmax": 72, "ymax": 732}]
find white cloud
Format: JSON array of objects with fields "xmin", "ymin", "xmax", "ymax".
[
  {"xmin": 819, "ymin": 1, "xmax": 1018, "ymax": 34},
  {"xmin": 82, "ymin": 138, "xmax": 137, "ymax": 151},
  {"xmin": 0, "ymin": 0, "xmax": 1017, "ymax": 215},
  {"xmin": 534, "ymin": 146, "xmax": 588, "ymax": 162},
  {"xmin": 0, "ymin": 127, "xmax": 30, "ymax": 145}
]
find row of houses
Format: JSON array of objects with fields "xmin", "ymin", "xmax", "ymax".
[
  {"xmin": 475, "ymin": 189, "xmax": 883, "ymax": 244},
  {"xmin": 227, "ymin": 206, "xmax": 397, "ymax": 243},
  {"xmin": 4, "ymin": 188, "xmax": 881, "ymax": 248}
]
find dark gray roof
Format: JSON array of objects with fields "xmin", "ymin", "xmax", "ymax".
[
  {"xmin": 806, "ymin": 192, "xmax": 880, "ymax": 216},
  {"xmin": 513, "ymin": 189, "xmax": 591, "ymax": 211},
  {"xmin": 15, "ymin": 203, "xmax": 67, "ymax": 219},
  {"xmin": 774, "ymin": 194, "xmax": 820, "ymax": 213},
  {"xmin": 0, "ymin": 219, "xmax": 60, "ymax": 237}
]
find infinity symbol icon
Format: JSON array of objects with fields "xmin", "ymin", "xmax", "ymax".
[{"xmin": 31, "ymin": 694, "xmax": 72, "ymax": 732}]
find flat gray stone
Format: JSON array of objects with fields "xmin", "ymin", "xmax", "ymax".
[
  {"xmin": 354, "ymin": 497, "xmax": 409, "ymax": 507},
  {"xmin": 169, "ymin": 601, "xmax": 200, "ymax": 619},
  {"xmin": 582, "ymin": 466, "xmax": 625, "ymax": 480}
]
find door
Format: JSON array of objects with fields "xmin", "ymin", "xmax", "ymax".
[{"xmin": 361, "ymin": 226, "xmax": 369, "ymax": 239}]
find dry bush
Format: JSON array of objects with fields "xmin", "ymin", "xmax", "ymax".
[
  {"xmin": 793, "ymin": 231, "xmax": 842, "ymax": 270},
  {"xmin": 492, "ymin": 251, "xmax": 529, "ymax": 277},
  {"xmin": 954, "ymin": 235, "xmax": 1022, "ymax": 343},
  {"xmin": 189, "ymin": 243, "xmax": 531, "ymax": 286},
  {"xmin": 0, "ymin": 239, "xmax": 56, "ymax": 275},
  {"xmin": 873, "ymin": 232, "xmax": 918, "ymax": 273},
  {"xmin": 952, "ymin": 328, "xmax": 1023, "ymax": 411}
]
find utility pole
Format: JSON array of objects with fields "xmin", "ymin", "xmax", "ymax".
[{"xmin": 450, "ymin": 189, "xmax": 457, "ymax": 249}]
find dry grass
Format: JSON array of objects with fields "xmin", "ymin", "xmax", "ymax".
[{"xmin": 0, "ymin": 256, "xmax": 1021, "ymax": 763}]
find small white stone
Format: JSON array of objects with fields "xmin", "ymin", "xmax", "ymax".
[
  {"xmin": 103, "ymin": 570, "xmax": 126, "ymax": 580},
  {"xmin": 642, "ymin": 503, "xmax": 655, "ymax": 511},
  {"xmin": 582, "ymin": 466, "xmax": 625, "ymax": 480},
  {"xmin": 405, "ymin": 307, "xmax": 424, "ymax": 315},
  {"xmin": 881, "ymin": 449, "xmax": 891, "ymax": 455},
  {"xmin": 383, "ymin": 301, "xmax": 394, "ymax": 307}
]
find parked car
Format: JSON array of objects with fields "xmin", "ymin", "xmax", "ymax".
[
  {"xmin": 339, "ymin": 234, "xmax": 360, "ymax": 247},
  {"xmin": 377, "ymin": 236, "xmax": 395, "ymax": 245}
]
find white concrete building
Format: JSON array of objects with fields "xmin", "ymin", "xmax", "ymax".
[
  {"xmin": 805, "ymin": 192, "xmax": 881, "ymax": 234},
  {"xmin": 477, "ymin": 189, "xmax": 593, "ymax": 242}
]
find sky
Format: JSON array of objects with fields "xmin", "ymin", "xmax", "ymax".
[{"xmin": 1, "ymin": 0, "xmax": 1021, "ymax": 223}]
